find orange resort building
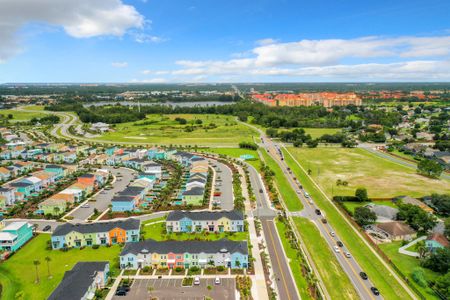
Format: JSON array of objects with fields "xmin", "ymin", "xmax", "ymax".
[
  {"xmin": 50, "ymin": 218, "xmax": 140, "ymax": 249},
  {"xmin": 252, "ymin": 92, "xmax": 362, "ymax": 107},
  {"xmin": 120, "ymin": 239, "xmax": 248, "ymax": 269}
]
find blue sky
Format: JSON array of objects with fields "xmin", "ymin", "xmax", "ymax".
[{"xmin": 0, "ymin": 0, "xmax": 450, "ymax": 82}]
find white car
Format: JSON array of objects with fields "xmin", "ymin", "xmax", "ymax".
[
  {"xmin": 330, "ymin": 231, "xmax": 335, "ymax": 237},
  {"xmin": 333, "ymin": 246, "xmax": 340, "ymax": 253},
  {"xmin": 215, "ymin": 277, "xmax": 221, "ymax": 285},
  {"xmin": 194, "ymin": 276, "xmax": 200, "ymax": 285},
  {"xmin": 81, "ymin": 204, "xmax": 90, "ymax": 208},
  {"xmin": 345, "ymin": 252, "xmax": 351, "ymax": 258}
]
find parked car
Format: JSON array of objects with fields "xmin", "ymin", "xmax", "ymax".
[
  {"xmin": 119, "ymin": 285, "xmax": 130, "ymax": 292},
  {"xmin": 371, "ymin": 287, "xmax": 380, "ymax": 296},
  {"xmin": 360, "ymin": 272, "xmax": 368, "ymax": 280},
  {"xmin": 81, "ymin": 204, "xmax": 90, "ymax": 208},
  {"xmin": 333, "ymin": 246, "xmax": 340, "ymax": 253},
  {"xmin": 259, "ymin": 189, "xmax": 263, "ymax": 193},
  {"xmin": 194, "ymin": 276, "xmax": 200, "ymax": 285},
  {"xmin": 115, "ymin": 290, "xmax": 126, "ymax": 296},
  {"xmin": 337, "ymin": 241, "xmax": 343, "ymax": 247},
  {"xmin": 215, "ymin": 277, "xmax": 221, "ymax": 285},
  {"xmin": 42, "ymin": 225, "xmax": 51, "ymax": 232}
]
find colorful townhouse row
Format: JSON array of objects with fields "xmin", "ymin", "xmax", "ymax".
[
  {"xmin": 172, "ymin": 152, "xmax": 209, "ymax": 206},
  {"xmin": 166, "ymin": 210, "xmax": 245, "ymax": 233},
  {"xmin": 38, "ymin": 169, "xmax": 110, "ymax": 216},
  {"xmin": 0, "ymin": 164, "xmax": 73, "ymax": 211},
  {"xmin": 0, "ymin": 160, "xmax": 35, "ymax": 182},
  {"xmin": 50, "ymin": 218, "xmax": 141, "ymax": 249},
  {"xmin": 120, "ymin": 239, "xmax": 249, "ymax": 269},
  {"xmin": 0, "ymin": 221, "xmax": 33, "ymax": 253}
]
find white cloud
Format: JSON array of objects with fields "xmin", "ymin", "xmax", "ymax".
[
  {"xmin": 111, "ymin": 62, "xmax": 128, "ymax": 68},
  {"xmin": 0, "ymin": 0, "xmax": 145, "ymax": 62},
  {"xmin": 149, "ymin": 35, "xmax": 450, "ymax": 81},
  {"xmin": 131, "ymin": 77, "xmax": 168, "ymax": 83},
  {"xmin": 256, "ymin": 38, "xmax": 278, "ymax": 46},
  {"xmin": 141, "ymin": 70, "xmax": 169, "ymax": 75},
  {"xmin": 132, "ymin": 33, "xmax": 166, "ymax": 43}
]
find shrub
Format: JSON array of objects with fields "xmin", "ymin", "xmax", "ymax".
[
  {"xmin": 411, "ymin": 268, "xmax": 427, "ymax": 287},
  {"xmin": 175, "ymin": 267, "xmax": 183, "ymax": 273},
  {"xmin": 217, "ymin": 266, "xmax": 225, "ymax": 272},
  {"xmin": 92, "ymin": 245, "xmax": 100, "ymax": 249}
]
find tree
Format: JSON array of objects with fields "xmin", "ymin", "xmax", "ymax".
[
  {"xmin": 434, "ymin": 272, "xmax": 450, "ymax": 299},
  {"xmin": 445, "ymin": 218, "xmax": 450, "ymax": 240},
  {"xmin": 45, "ymin": 256, "xmax": 52, "ymax": 278},
  {"xmin": 33, "ymin": 260, "xmax": 41, "ymax": 283},
  {"xmin": 354, "ymin": 206, "xmax": 376, "ymax": 226},
  {"xmin": 421, "ymin": 247, "xmax": 450, "ymax": 274},
  {"xmin": 414, "ymin": 240, "xmax": 429, "ymax": 259},
  {"xmin": 306, "ymin": 139, "xmax": 319, "ymax": 148},
  {"xmin": 417, "ymin": 159, "xmax": 443, "ymax": 178},
  {"xmin": 355, "ymin": 187, "xmax": 369, "ymax": 202},
  {"xmin": 429, "ymin": 194, "xmax": 450, "ymax": 216},
  {"xmin": 397, "ymin": 204, "xmax": 437, "ymax": 233}
]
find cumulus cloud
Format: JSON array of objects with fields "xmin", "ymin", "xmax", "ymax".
[
  {"xmin": 145, "ymin": 35, "xmax": 450, "ymax": 81},
  {"xmin": 111, "ymin": 62, "xmax": 128, "ymax": 68},
  {"xmin": 0, "ymin": 0, "xmax": 145, "ymax": 62},
  {"xmin": 256, "ymin": 38, "xmax": 278, "ymax": 46}
]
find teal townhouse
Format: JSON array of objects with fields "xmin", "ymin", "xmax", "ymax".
[
  {"xmin": 120, "ymin": 239, "xmax": 248, "ymax": 270},
  {"xmin": 44, "ymin": 164, "xmax": 66, "ymax": 180},
  {"xmin": 166, "ymin": 210, "xmax": 245, "ymax": 233},
  {"xmin": 51, "ymin": 218, "xmax": 141, "ymax": 249},
  {"xmin": 0, "ymin": 221, "xmax": 33, "ymax": 252},
  {"xmin": 9, "ymin": 181, "xmax": 34, "ymax": 198}
]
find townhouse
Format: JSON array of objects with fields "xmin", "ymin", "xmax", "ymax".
[
  {"xmin": 0, "ymin": 187, "xmax": 15, "ymax": 206},
  {"xmin": 51, "ymin": 218, "xmax": 141, "ymax": 249},
  {"xmin": 38, "ymin": 197, "xmax": 68, "ymax": 216},
  {"xmin": 166, "ymin": 210, "xmax": 245, "ymax": 233},
  {"xmin": 142, "ymin": 161, "xmax": 162, "ymax": 179},
  {"xmin": 48, "ymin": 262, "xmax": 110, "ymax": 300},
  {"xmin": 111, "ymin": 186, "xmax": 146, "ymax": 212},
  {"xmin": 120, "ymin": 239, "xmax": 248, "ymax": 270},
  {"xmin": 0, "ymin": 221, "xmax": 33, "ymax": 252},
  {"xmin": 0, "ymin": 167, "xmax": 12, "ymax": 182}
]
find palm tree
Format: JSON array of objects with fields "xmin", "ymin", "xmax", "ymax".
[
  {"xmin": 33, "ymin": 260, "xmax": 41, "ymax": 283},
  {"xmin": 415, "ymin": 240, "xmax": 429, "ymax": 259},
  {"xmin": 45, "ymin": 256, "xmax": 52, "ymax": 278}
]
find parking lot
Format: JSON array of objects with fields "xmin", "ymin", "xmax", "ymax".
[
  {"xmin": 113, "ymin": 278, "xmax": 236, "ymax": 300},
  {"xmin": 210, "ymin": 159, "xmax": 234, "ymax": 210}
]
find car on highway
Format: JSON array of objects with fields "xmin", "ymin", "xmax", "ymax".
[
  {"xmin": 315, "ymin": 209, "xmax": 321, "ymax": 215},
  {"xmin": 333, "ymin": 246, "xmax": 340, "ymax": 253},
  {"xmin": 337, "ymin": 241, "xmax": 344, "ymax": 247},
  {"xmin": 215, "ymin": 277, "xmax": 221, "ymax": 285},
  {"xmin": 304, "ymin": 191, "xmax": 310, "ymax": 198},
  {"xmin": 321, "ymin": 218, "xmax": 327, "ymax": 223},
  {"xmin": 345, "ymin": 251, "xmax": 351, "ymax": 258},
  {"xmin": 360, "ymin": 272, "xmax": 368, "ymax": 280},
  {"xmin": 330, "ymin": 231, "xmax": 335, "ymax": 237},
  {"xmin": 371, "ymin": 287, "xmax": 380, "ymax": 296},
  {"xmin": 296, "ymin": 190, "xmax": 301, "ymax": 194},
  {"xmin": 43, "ymin": 225, "xmax": 51, "ymax": 232},
  {"xmin": 194, "ymin": 276, "xmax": 200, "ymax": 285}
]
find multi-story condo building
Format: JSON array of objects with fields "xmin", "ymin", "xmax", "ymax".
[
  {"xmin": 166, "ymin": 210, "xmax": 244, "ymax": 233},
  {"xmin": 120, "ymin": 239, "xmax": 248, "ymax": 269},
  {"xmin": 0, "ymin": 221, "xmax": 33, "ymax": 252},
  {"xmin": 51, "ymin": 218, "xmax": 140, "ymax": 249}
]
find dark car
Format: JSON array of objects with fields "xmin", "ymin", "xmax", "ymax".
[
  {"xmin": 321, "ymin": 218, "xmax": 327, "ymax": 224},
  {"xmin": 360, "ymin": 272, "xmax": 368, "ymax": 280},
  {"xmin": 119, "ymin": 285, "xmax": 130, "ymax": 292},
  {"xmin": 259, "ymin": 189, "xmax": 263, "ymax": 193},
  {"xmin": 315, "ymin": 209, "xmax": 321, "ymax": 215},
  {"xmin": 115, "ymin": 290, "xmax": 127, "ymax": 296},
  {"xmin": 371, "ymin": 287, "xmax": 380, "ymax": 296},
  {"xmin": 337, "ymin": 241, "xmax": 344, "ymax": 247},
  {"xmin": 42, "ymin": 225, "xmax": 51, "ymax": 232}
]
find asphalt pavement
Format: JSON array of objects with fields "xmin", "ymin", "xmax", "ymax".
[
  {"xmin": 67, "ymin": 167, "xmax": 137, "ymax": 221},
  {"xmin": 209, "ymin": 159, "xmax": 234, "ymax": 210}
]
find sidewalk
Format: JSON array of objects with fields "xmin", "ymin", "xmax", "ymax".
[{"xmin": 105, "ymin": 269, "xmax": 124, "ymax": 300}]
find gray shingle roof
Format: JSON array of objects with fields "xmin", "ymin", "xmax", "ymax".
[
  {"xmin": 48, "ymin": 261, "xmax": 108, "ymax": 300},
  {"xmin": 182, "ymin": 186, "xmax": 204, "ymax": 196},
  {"xmin": 117, "ymin": 186, "xmax": 145, "ymax": 196},
  {"xmin": 121, "ymin": 239, "xmax": 248, "ymax": 256},
  {"xmin": 112, "ymin": 196, "xmax": 135, "ymax": 203},
  {"xmin": 167, "ymin": 210, "xmax": 243, "ymax": 222},
  {"xmin": 52, "ymin": 218, "xmax": 140, "ymax": 236}
]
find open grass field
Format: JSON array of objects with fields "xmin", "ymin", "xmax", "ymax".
[
  {"xmin": 287, "ymin": 147, "xmax": 449, "ymax": 198},
  {"xmin": 379, "ymin": 241, "xmax": 440, "ymax": 300},
  {"xmin": 303, "ymin": 128, "xmax": 341, "ymax": 139},
  {"xmin": 142, "ymin": 218, "xmax": 249, "ymax": 242},
  {"xmin": 292, "ymin": 217, "xmax": 359, "ymax": 300},
  {"xmin": 276, "ymin": 220, "xmax": 312, "ymax": 299},
  {"xmin": 0, "ymin": 109, "xmax": 47, "ymax": 122},
  {"xmin": 0, "ymin": 234, "xmax": 121, "ymax": 300},
  {"xmin": 283, "ymin": 147, "xmax": 414, "ymax": 300},
  {"xmin": 98, "ymin": 114, "xmax": 257, "ymax": 146}
]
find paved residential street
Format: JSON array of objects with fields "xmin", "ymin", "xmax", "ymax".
[
  {"xmin": 210, "ymin": 159, "xmax": 234, "ymax": 210},
  {"xmin": 67, "ymin": 167, "xmax": 137, "ymax": 221}
]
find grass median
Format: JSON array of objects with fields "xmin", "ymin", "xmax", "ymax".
[{"xmin": 283, "ymin": 147, "xmax": 414, "ymax": 300}]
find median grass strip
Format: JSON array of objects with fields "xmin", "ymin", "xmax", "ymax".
[
  {"xmin": 292, "ymin": 217, "xmax": 359, "ymax": 300},
  {"xmin": 259, "ymin": 149, "xmax": 303, "ymax": 211},
  {"xmin": 0, "ymin": 234, "xmax": 121, "ymax": 300},
  {"xmin": 275, "ymin": 220, "xmax": 313, "ymax": 300},
  {"xmin": 283, "ymin": 148, "xmax": 414, "ymax": 300}
]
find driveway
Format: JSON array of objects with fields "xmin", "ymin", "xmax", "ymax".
[
  {"xmin": 67, "ymin": 167, "xmax": 137, "ymax": 221},
  {"xmin": 113, "ymin": 278, "xmax": 236, "ymax": 300}
]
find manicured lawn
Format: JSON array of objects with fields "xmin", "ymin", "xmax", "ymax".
[
  {"xmin": 275, "ymin": 220, "xmax": 313, "ymax": 300},
  {"xmin": 0, "ymin": 234, "xmax": 121, "ymax": 300},
  {"xmin": 98, "ymin": 114, "xmax": 258, "ymax": 146},
  {"xmin": 379, "ymin": 241, "xmax": 440, "ymax": 300},
  {"xmin": 292, "ymin": 217, "xmax": 359, "ymax": 300},
  {"xmin": 283, "ymin": 148, "xmax": 415, "ymax": 300},
  {"xmin": 203, "ymin": 148, "xmax": 259, "ymax": 160},
  {"xmin": 342, "ymin": 200, "xmax": 397, "ymax": 214},
  {"xmin": 260, "ymin": 149, "xmax": 303, "ymax": 211},
  {"xmin": 287, "ymin": 147, "xmax": 449, "ymax": 198},
  {"xmin": 0, "ymin": 109, "xmax": 47, "ymax": 122},
  {"xmin": 303, "ymin": 128, "xmax": 341, "ymax": 139},
  {"xmin": 142, "ymin": 220, "xmax": 249, "ymax": 242}
]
